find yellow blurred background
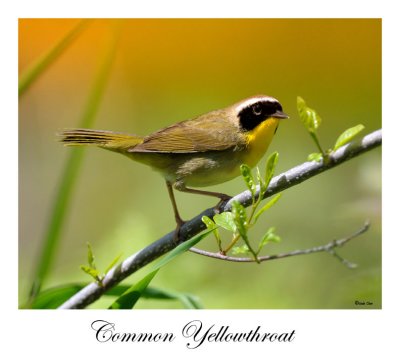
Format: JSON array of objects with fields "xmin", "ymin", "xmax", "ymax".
[{"xmin": 19, "ymin": 19, "xmax": 381, "ymax": 308}]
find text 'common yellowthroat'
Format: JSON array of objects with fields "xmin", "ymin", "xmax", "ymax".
[{"xmin": 60, "ymin": 95, "xmax": 288, "ymax": 239}]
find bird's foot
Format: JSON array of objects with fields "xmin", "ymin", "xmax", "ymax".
[
  {"xmin": 213, "ymin": 194, "xmax": 233, "ymax": 214},
  {"xmin": 173, "ymin": 217, "xmax": 186, "ymax": 242}
]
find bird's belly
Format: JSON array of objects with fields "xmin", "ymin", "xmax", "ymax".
[
  {"xmin": 128, "ymin": 150, "xmax": 245, "ymax": 187},
  {"xmin": 182, "ymin": 155, "xmax": 244, "ymax": 187}
]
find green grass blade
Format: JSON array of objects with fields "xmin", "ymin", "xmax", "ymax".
[
  {"xmin": 29, "ymin": 283, "xmax": 85, "ymax": 309},
  {"xmin": 29, "ymin": 281, "xmax": 203, "ymax": 309},
  {"xmin": 109, "ymin": 280, "xmax": 204, "ymax": 310},
  {"xmin": 109, "ymin": 270, "xmax": 159, "ymax": 309},
  {"xmin": 28, "ymin": 283, "xmax": 135, "ymax": 308},
  {"xmin": 19, "ymin": 19, "xmax": 90, "ymax": 96},
  {"xmin": 141, "ymin": 286, "xmax": 177, "ymax": 299},
  {"xmin": 109, "ymin": 230, "xmax": 212, "ymax": 309},
  {"xmin": 27, "ymin": 24, "xmax": 121, "ymax": 304},
  {"xmin": 141, "ymin": 287, "xmax": 203, "ymax": 309},
  {"xmin": 152, "ymin": 229, "xmax": 212, "ymax": 271},
  {"xmin": 182, "ymin": 294, "xmax": 203, "ymax": 309},
  {"xmin": 175, "ymin": 293, "xmax": 203, "ymax": 309}
]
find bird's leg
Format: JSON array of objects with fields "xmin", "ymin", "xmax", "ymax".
[
  {"xmin": 176, "ymin": 185, "xmax": 232, "ymax": 214},
  {"xmin": 166, "ymin": 180, "xmax": 185, "ymax": 241},
  {"xmin": 166, "ymin": 180, "xmax": 233, "ymax": 241}
]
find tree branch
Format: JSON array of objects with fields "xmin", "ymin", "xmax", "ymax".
[
  {"xmin": 189, "ymin": 220, "xmax": 370, "ymax": 267},
  {"xmin": 58, "ymin": 129, "xmax": 382, "ymax": 309}
]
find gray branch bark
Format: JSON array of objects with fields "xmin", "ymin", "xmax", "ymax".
[
  {"xmin": 190, "ymin": 220, "xmax": 370, "ymax": 267},
  {"xmin": 58, "ymin": 128, "xmax": 382, "ymax": 309}
]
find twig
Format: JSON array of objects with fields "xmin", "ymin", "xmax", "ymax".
[
  {"xmin": 189, "ymin": 220, "xmax": 370, "ymax": 266},
  {"xmin": 58, "ymin": 129, "xmax": 382, "ymax": 309}
]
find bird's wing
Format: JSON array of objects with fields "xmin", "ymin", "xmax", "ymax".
[{"xmin": 130, "ymin": 112, "xmax": 246, "ymax": 153}]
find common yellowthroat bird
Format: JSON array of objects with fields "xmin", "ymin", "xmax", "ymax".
[{"xmin": 60, "ymin": 95, "xmax": 288, "ymax": 240}]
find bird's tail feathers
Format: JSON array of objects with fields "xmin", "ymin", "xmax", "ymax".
[{"xmin": 59, "ymin": 128, "xmax": 143, "ymax": 150}]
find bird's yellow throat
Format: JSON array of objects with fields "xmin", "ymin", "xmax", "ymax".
[{"xmin": 243, "ymin": 117, "xmax": 280, "ymax": 168}]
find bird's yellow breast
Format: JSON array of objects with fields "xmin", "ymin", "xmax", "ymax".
[{"xmin": 242, "ymin": 117, "xmax": 280, "ymax": 168}]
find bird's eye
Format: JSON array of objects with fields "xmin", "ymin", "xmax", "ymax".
[{"xmin": 252, "ymin": 103, "xmax": 263, "ymax": 115}]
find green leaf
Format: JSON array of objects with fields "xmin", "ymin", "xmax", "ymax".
[
  {"xmin": 333, "ymin": 124, "xmax": 365, "ymax": 151},
  {"xmin": 265, "ymin": 152, "xmax": 279, "ymax": 188},
  {"xmin": 213, "ymin": 212, "xmax": 237, "ymax": 232},
  {"xmin": 297, "ymin": 96, "xmax": 322, "ymax": 133},
  {"xmin": 232, "ymin": 200, "xmax": 248, "ymax": 243},
  {"xmin": 104, "ymin": 253, "xmax": 123, "ymax": 275},
  {"xmin": 80, "ymin": 265, "xmax": 101, "ymax": 281},
  {"xmin": 86, "ymin": 242, "xmax": 95, "ymax": 268},
  {"xmin": 240, "ymin": 164, "xmax": 256, "ymax": 199},
  {"xmin": 109, "ymin": 230, "xmax": 212, "ymax": 309},
  {"xmin": 231, "ymin": 201, "xmax": 259, "ymax": 260},
  {"xmin": 202, "ymin": 215, "xmax": 216, "ymax": 229},
  {"xmin": 307, "ymin": 152, "xmax": 323, "ymax": 162},
  {"xmin": 297, "ymin": 96, "xmax": 306, "ymax": 113},
  {"xmin": 254, "ymin": 193, "xmax": 282, "ymax": 223},
  {"xmin": 255, "ymin": 167, "xmax": 265, "ymax": 194},
  {"xmin": 232, "ymin": 245, "xmax": 250, "ymax": 255},
  {"xmin": 202, "ymin": 215, "xmax": 221, "ymax": 248},
  {"xmin": 259, "ymin": 227, "xmax": 281, "ymax": 251}
]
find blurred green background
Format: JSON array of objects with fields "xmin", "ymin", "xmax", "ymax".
[{"xmin": 19, "ymin": 19, "xmax": 381, "ymax": 308}]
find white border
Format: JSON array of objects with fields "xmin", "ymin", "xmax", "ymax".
[{"xmin": 2, "ymin": 0, "xmax": 399, "ymax": 362}]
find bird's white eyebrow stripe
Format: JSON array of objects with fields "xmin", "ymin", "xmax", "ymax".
[{"xmin": 235, "ymin": 96, "xmax": 279, "ymax": 113}]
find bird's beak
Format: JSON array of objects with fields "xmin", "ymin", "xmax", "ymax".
[{"xmin": 272, "ymin": 110, "xmax": 289, "ymax": 119}]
